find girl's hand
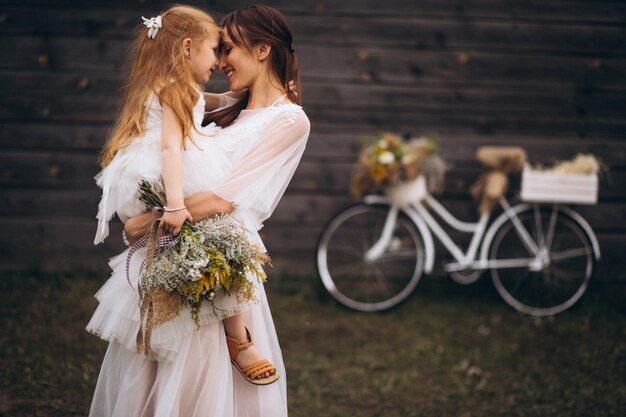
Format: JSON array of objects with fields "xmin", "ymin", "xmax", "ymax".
[
  {"xmin": 159, "ymin": 209, "xmax": 193, "ymax": 236},
  {"xmin": 285, "ymin": 80, "xmax": 297, "ymax": 97}
]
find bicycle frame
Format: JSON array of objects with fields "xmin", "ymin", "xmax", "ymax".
[{"xmin": 362, "ymin": 193, "xmax": 600, "ymax": 274}]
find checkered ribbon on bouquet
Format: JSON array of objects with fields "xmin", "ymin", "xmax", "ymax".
[{"xmin": 125, "ymin": 221, "xmax": 176, "ymax": 292}]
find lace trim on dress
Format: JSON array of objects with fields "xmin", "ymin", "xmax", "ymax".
[{"xmin": 219, "ymin": 102, "xmax": 303, "ymax": 153}]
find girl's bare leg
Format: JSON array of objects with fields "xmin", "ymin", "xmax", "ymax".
[{"xmin": 223, "ymin": 314, "xmax": 275, "ymax": 379}]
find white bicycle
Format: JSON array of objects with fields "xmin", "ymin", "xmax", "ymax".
[{"xmin": 317, "ymin": 148, "xmax": 601, "ymax": 316}]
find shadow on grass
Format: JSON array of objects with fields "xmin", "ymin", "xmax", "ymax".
[{"xmin": 0, "ymin": 272, "xmax": 624, "ymax": 417}]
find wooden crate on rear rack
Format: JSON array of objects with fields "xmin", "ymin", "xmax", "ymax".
[{"xmin": 520, "ymin": 164, "xmax": 598, "ymax": 205}]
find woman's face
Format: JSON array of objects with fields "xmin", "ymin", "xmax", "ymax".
[
  {"xmin": 219, "ymin": 30, "xmax": 259, "ymax": 91},
  {"xmin": 189, "ymin": 36, "xmax": 220, "ymax": 84}
]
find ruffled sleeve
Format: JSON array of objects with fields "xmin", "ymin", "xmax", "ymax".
[
  {"xmin": 94, "ymin": 96, "xmax": 164, "ymax": 245},
  {"xmin": 93, "ymin": 162, "xmax": 119, "ymax": 245},
  {"xmin": 212, "ymin": 106, "xmax": 310, "ymax": 231},
  {"xmin": 93, "ymin": 145, "xmax": 162, "ymax": 245}
]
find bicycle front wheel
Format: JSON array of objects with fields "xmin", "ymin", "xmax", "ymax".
[
  {"xmin": 489, "ymin": 204, "xmax": 594, "ymax": 316},
  {"xmin": 317, "ymin": 204, "xmax": 424, "ymax": 312}
]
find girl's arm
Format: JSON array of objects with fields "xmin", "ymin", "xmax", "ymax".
[
  {"xmin": 203, "ymin": 90, "xmax": 246, "ymax": 112},
  {"xmin": 160, "ymin": 103, "xmax": 193, "ymax": 235},
  {"xmin": 203, "ymin": 82, "xmax": 296, "ymax": 112},
  {"xmin": 124, "ymin": 192, "xmax": 234, "ymax": 245}
]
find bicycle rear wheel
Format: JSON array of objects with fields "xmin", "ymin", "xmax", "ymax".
[
  {"xmin": 317, "ymin": 204, "xmax": 424, "ymax": 312},
  {"xmin": 489, "ymin": 204, "xmax": 594, "ymax": 316}
]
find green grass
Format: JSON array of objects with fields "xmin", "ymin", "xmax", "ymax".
[{"xmin": 1, "ymin": 273, "xmax": 624, "ymax": 417}]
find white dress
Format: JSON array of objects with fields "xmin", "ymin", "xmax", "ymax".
[{"xmin": 87, "ymin": 92, "xmax": 310, "ymax": 417}]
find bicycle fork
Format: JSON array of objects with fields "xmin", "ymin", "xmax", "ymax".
[{"xmin": 364, "ymin": 205, "xmax": 399, "ymax": 262}]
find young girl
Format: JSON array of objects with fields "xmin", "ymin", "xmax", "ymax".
[{"xmin": 94, "ymin": 5, "xmax": 222, "ymax": 245}]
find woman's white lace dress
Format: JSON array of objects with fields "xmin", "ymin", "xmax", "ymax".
[{"xmin": 87, "ymin": 92, "xmax": 310, "ymax": 417}]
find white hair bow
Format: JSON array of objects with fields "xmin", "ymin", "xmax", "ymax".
[{"xmin": 142, "ymin": 15, "xmax": 162, "ymax": 39}]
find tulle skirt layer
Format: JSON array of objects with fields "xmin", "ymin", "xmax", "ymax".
[{"xmin": 87, "ymin": 248, "xmax": 287, "ymax": 417}]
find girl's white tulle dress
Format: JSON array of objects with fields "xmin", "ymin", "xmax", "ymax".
[{"xmin": 87, "ymin": 91, "xmax": 310, "ymax": 417}]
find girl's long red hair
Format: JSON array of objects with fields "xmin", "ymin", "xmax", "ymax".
[{"xmin": 100, "ymin": 5, "xmax": 218, "ymax": 167}]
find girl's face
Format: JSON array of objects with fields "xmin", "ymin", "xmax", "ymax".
[
  {"xmin": 219, "ymin": 31, "xmax": 259, "ymax": 91},
  {"xmin": 189, "ymin": 36, "xmax": 220, "ymax": 84}
]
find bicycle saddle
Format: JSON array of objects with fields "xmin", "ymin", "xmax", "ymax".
[
  {"xmin": 475, "ymin": 146, "xmax": 526, "ymax": 173},
  {"xmin": 470, "ymin": 146, "xmax": 527, "ymax": 213}
]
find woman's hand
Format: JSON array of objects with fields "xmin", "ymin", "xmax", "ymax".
[
  {"xmin": 124, "ymin": 211, "xmax": 154, "ymax": 245},
  {"xmin": 285, "ymin": 80, "xmax": 297, "ymax": 97}
]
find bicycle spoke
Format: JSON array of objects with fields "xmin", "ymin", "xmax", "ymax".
[
  {"xmin": 376, "ymin": 250, "xmax": 420, "ymax": 261},
  {"xmin": 534, "ymin": 204, "xmax": 545, "ymax": 247},
  {"xmin": 546, "ymin": 264, "xmax": 578, "ymax": 286},
  {"xmin": 371, "ymin": 265, "xmax": 393, "ymax": 294},
  {"xmin": 550, "ymin": 247, "xmax": 592, "ymax": 262},
  {"xmin": 373, "ymin": 261, "xmax": 415, "ymax": 275},
  {"xmin": 328, "ymin": 261, "xmax": 368, "ymax": 277},
  {"xmin": 545, "ymin": 205, "xmax": 559, "ymax": 251},
  {"xmin": 329, "ymin": 232, "xmax": 371, "ymax": 252},
  {"xmin": 328, "ymin": 244, "xmax": 367, "ymax": 258},
  {"xmin": 506, "ymin": 268, "xmax": 532, "ymax": 298}
]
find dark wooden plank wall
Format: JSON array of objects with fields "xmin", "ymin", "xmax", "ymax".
[{"xmin": 1, "ymin": 0, "xmax": 625, "ymax": 278}]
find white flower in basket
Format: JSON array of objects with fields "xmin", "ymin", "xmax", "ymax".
[
  {"xmin": 378, "ymin": 151, "xmax": 395, "ymax": 165},
  {"xmin": 386, "ymin": 175, "xmax": 428, "ymax": 206}
]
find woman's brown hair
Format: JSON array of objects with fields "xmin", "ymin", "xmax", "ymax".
[{"xmin": 204, "ymin": 5, "xmax": 300, "ymax": 128}]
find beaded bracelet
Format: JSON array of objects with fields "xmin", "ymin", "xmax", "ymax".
[{"xmin": 164, "ymin": 205, "xmax": 187, "ymax": 212}]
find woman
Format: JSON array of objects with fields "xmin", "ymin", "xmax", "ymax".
[{"xmin": 88, "ymin": 5, "xmax": 309, "ymax": 417}]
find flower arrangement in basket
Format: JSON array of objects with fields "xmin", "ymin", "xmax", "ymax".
[
  {"xmin": 350, "ymin": 132, "xmax": 446, "ymax": 204},
  {"xmin": 132, "ymin": 180, "xmax": 270, "ymax": 355}
]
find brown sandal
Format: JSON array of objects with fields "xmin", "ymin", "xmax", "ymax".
[{"xmin": 225, "ymin": 328, "xmax": 279, "ymax": 386}]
